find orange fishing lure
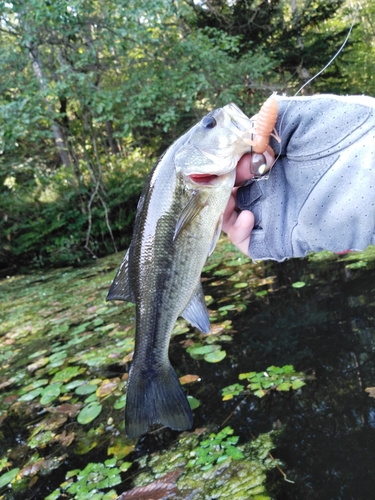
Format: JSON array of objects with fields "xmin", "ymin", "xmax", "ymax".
[
  {"xmin": 252, "ymin": 95, "xmax": 280, "ymax": 153},
  {"xmin": 244, "ymin": 94, "xmax": 280, "ymax": 155}
]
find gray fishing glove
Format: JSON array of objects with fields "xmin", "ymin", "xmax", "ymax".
[{"xmin": 237, "ymin": 94, "xmax": 375, "ymax": 261}]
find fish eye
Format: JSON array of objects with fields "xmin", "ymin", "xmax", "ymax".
[{"xmin": 201, "ymin": 115, "xmax": 217, "ymax": 129}]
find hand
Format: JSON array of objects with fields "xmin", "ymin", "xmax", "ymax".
[
  {"xmin": 222, "ymin": 148, "xmax": 275, "ymax": 255},
  {"xmin": 225, "ymin": 95, "xmax": 375, "ymax": 261}
]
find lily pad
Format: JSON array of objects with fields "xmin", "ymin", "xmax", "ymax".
[
  {"xmin": 19, "ymin": 379, "xmax": 49, "ymax": 395},
  {"xmin": 233, "ymin": 282, "xmax": 248, "ymax": 289},
  {"xmin": 77, "ymin": 402, "xmax": 103, "ymax": 424},
  {"xmin": 40, "ymin": 384, "xmax": 61, "ymax": 405},
  {"xmin": 84, "ymin": 393, "xmax": 99, "ymax": 404},
  {"xmin": 51, "ymin": 366, "xmax": 83, "ymax": 383},
  {"xmin": 204, "ymin": 350, "xmax": 226, "ymax": 363},
  {"xmin": 217, "ymin": 304, "xmax": 236, "ymax": 312},
  {"xmin": 187, "ymin": 395, "xmax": 201, "ymax": 410},
  {"xmin": 19, "ymin": 388, "xmax": 44, "ymax": 402},
  {"xmin": 75, "ymin": 383, "xmax": 98, "ymax": 396},
  {"xmin": 113, "ymin": 394, "xmax": 126, "ymax": 410},
  {"xmin": 292, "ymin": 281, "xmax": 306, "ymax": 288},
  {"xmin": 188, "ymin": 345, "xmax": 221, "ymax": 357}
]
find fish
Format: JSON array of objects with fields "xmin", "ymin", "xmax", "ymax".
[{"xmin": 107, "ymin": 103, "xmax": 255, "ymax": 438}]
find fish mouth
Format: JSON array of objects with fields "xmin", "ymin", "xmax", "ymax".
[{"xmin": 188, "ymin": 173, "xmax": 219, "ymax": 185}]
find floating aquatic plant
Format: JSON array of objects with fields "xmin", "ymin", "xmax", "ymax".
[
  {"xmin": 45, "ymin": 458, "xmax": 131, "ymax": 500},
  {"xmin": 222, "ymin": 365, "xmax": 306, "ymax": 400},
  {"xmin": 2, "ymin": 237, "xmax": 355, "ymax": 499},
  {"xmin": 187, "ymin": 426, "xmax": 244, "ymax": 470}
]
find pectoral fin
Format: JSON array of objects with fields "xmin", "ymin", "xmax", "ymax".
[
  {"xmin": 106, "ymin": 250, "xmax": 134, "ymax": 302},
  {"xmin": 173, "ymin": 191, "xmax": 206, "ymax": 240},
  {"xmin": 181, "ymin": 283, "xmax": 210, "ymax": 333}
]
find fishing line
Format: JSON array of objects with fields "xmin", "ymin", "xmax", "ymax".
[
  {"xmin": 293, "ymin": 8, "xmax": 357, "ymax": 97},
  {"xmin": 278, "ymin": 6, "xmax": 358, "ymax": 149},
  {"xmin": 254, "ymin": 5, "xmax": 359, "ymax": 180}
]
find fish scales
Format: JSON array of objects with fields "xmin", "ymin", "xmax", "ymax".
[{"xmin": 107, "ymin": 103, "xmax": 258, "ymax": 438}]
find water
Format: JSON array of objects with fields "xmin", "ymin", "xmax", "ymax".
[
  {"xmin": 192, "ymin": 252, "xmax": 375, "ymax": 499},
  {"xmin": 1, "ymin": 245, "xmax": 375, "ymax": 499}
]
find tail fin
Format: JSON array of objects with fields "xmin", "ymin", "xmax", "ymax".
[{"xmin": 125, "ymin": 363, "xmax": 193, "ymax": 439}]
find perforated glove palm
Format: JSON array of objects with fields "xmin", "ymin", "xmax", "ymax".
[{"xmin": 237, "ymin": 94, "xmax": 375, "ymax": 261}]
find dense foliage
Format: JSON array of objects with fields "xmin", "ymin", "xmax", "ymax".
[{"xmin": 0, "ymin": 0, "xmax": 373, "ymax": 272}]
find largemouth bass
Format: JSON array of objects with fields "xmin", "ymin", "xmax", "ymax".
[{"xmin": 107, "ymin": 103, "xmax": 255, "ymax": 438}]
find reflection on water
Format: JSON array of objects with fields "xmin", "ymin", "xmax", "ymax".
[{"xmin": 194, "ymin": 250, "xmax": 375, "ymax": 499}]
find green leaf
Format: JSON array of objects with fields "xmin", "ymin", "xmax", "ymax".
[
  {"xmin": 204, "ymin": 349, "xmax": 226, "ymax": 363},
  {"xmin": 345, "ymin": 260, "xmax": 367, "ymax": 269},
  {"xmin": 189, "ymin": 345, "xmax": 220, "ymax": 356},
  {"xmin": 0, "ymin": 468, "xmax": 20, "ymax": 488},
  {"xmin": 113, "ymin": 394, "xmax": 126, "ymax": 410},
  {"xmin": 119, "ymin": 462, "xmax": 132, "ymax": 472},
  {"xmin": 66, "ymin": 469, "xmax": 80, "ymax": 479},
  {"xmin": 19, "ymin": 388, "xmax": 44, "ymax": 402},
  {"xmin": 222, "ymin": 383, "xmax": 244, "ymax": 400},
  {"xmin": 40, "ymin": 384, "xmax": 61, "ymax": 405},
  {"xmin": 225, "ymin": 445, "xmax": 244, "ymax": 459},
  {"xmin": 253, "ymin": 389, "xmax": 266, "ymax": 398},
  {"xmin": 233, "ymin": 282, "xmax": 248, "ymax": 288},
  {"xmin": 292, "ymin": 379, "xmax": 306, "ymax": 390},
  {"xmin": 187, "ymin": 395, "xmax": 200, "ymax": 410},
  {"xmin": 51, "ymin": 366, "xmax": 82, "ymax": 383},
  {"xmin": 77, "ymin": 402, "xmax": 103, "ymax": 424},
  {"xmin": 267, "ymin": 366, "xmax": 284, "ymax": 374},
  {"xmin": 44, "ymin": 489, "xmax": 61, "ymax": 500},
  {"xmin": 63, "ymin": 380, "xmax": 86, "ymax": 391},
  {"xmin": 75, "ymin": 384, "xmax": 98, "ymax": 395},
  {"xmin": 276, "ymin": 382, "xmax": 291, "ymax": 391},
  {"xmin": 19, "ymin": 379, "xmax": 49, "ymax": 394},
  {"xmin": 218, "ymin": 304, "xmax": 236, "ymax": 311},
  {"xmin": 292, "ymin": 281, "xmax": 306, "ymax": 288},
  {"xmin": 282, "ymin": 364, "xmax": 295, "ymax": 373},
  {"xmin": 239, "ymin": 371, "xmax": 256, "ymax": 380}
]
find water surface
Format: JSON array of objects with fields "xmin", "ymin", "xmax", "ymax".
[{"xmin": 0, "ymin": 243, "xmax": 375, "ymax": 499}]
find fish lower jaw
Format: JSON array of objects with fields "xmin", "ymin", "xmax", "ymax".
[{"xmin": 188, "ymin": 173, "xmax": 219, "ymax": 185}]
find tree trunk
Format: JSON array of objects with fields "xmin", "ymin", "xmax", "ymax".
[
  {"xmin": 106, "ymin": 120, "xmax": 120, "ymax": 154},
  {"xmin": 27, "ymin": 44, "xmax": 71, "ymax": 167}
]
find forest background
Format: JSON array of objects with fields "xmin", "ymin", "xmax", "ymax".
[{"xmin": 1, "ymin": 0, "xmax": 374, "ymax": 274}]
